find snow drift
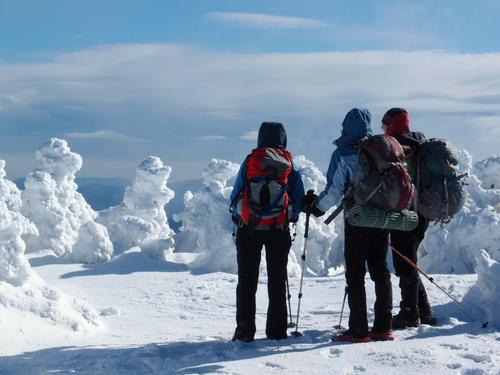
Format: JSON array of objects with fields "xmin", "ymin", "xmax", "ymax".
[
  {"xmin": 0, "ymin": 159, "xmax": 100, "ymax": 331},
  {"xmin": 98, "ymin": 156, "xmax": 175, "ymax": 259},
  {"xmin": 21, "ymin": 139, "xmax": 113, "ymax": 263},
  {"xmin": 463, "ymin": 250, "xmax": 500, "ymax": 328}
]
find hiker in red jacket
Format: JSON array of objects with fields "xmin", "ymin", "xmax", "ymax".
[{"xmin": 382, "ymin": 108, "xmax": 437, "ymax": 328}]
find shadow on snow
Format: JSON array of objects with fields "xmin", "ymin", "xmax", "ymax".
[
  {"xmin": 56, "ymin": 251, "xmax": 190, "ymax": 279},
  {"xmin": 0, "ymin": 330, "xmax": 333, "ymax": 375}
]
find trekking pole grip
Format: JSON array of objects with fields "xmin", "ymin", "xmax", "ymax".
[{"xmin": 304, "ymin": 190, "xmax": 314, "ymax": 238}]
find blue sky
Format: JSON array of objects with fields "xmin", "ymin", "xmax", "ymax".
[{"xmin": 1, "ymin": 0, "xmax": 500, "ymax": 180}]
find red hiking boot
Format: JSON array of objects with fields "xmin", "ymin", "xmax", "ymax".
[
  {"xmin": 369, "ymin": 330, "xmax": 395, "ymax": 341},
  {"xmin": 332, "ymin": 329, "xmax": 370, "ymax": 343}
]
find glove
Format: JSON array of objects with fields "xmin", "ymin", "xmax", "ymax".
[
  {"xmin": 310, "ymin": 205, "xmax": 325, "ymax": 218},
  {"xmin": 300, "ymin": 192, "xmax": 319, "ymax": 213},
  {"xmin": 231, "ymin": 215, "xmax": 240, "ymax": 225},
  {"xmin": 289, "ymin": 216, "xmax": 299, "ymax": 224}
]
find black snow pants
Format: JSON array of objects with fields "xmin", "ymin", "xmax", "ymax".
[
  {"xmin": 391, "ymin": 213, "xmax": 432, "ymax": 314},
  {"xmin": 344, "ymin": 222, "xmax": 392, "ymax": 336},
  {"xmin": 235, "ymin": 225, "xmax": 292, "ymax": 340}
]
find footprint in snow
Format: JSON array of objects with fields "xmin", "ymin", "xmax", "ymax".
[
  {"xmin": 353, "ymin": 365, "xmax": 367, "ymax": 372},
  {"xmin": 460, "ymin": 369, "xmax": 487, "ymax": 375},
  {"xmin": 320, "ymin": 348, "xmax": 342, "ymax": 358},
  {"xmin": 460, "ymin": 353, "xmax": 492, "ymax": 364},
  {"xmin": 440, "ymin": 343, "xmax": 465, "ymax": 350},
  {"xmin": 263, "ymin": 361, "xmax": 285, "ymax": 369}
]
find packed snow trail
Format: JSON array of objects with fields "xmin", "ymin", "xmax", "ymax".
[{"xmin": 0, "ymin": 250, "xmax": 498, "ymax": 375}]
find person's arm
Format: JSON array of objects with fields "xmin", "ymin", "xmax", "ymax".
[
  {"xmin": 229, "ymin": 162, "xmax": 247, "ymax": 217},
  {"xmin": 287, "ymin": 161, "xmax": 305, "ymax": 221},
  {"xmin": 316, "ymin": 151, "xmax": 349, "ymax": 213}
]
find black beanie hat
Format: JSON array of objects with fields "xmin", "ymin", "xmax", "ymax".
[{"xmin": 257, "ymin": 122, "xmax": 287, "ymax": 148}]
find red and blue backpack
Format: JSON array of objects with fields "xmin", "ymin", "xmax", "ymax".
[{"xmin": 237, "ymin": 147, "xmax": 293, "ymax": 228}]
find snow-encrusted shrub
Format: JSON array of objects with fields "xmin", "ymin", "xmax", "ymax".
[
  {"xmin": 174, "ymin": 156, "xmax": 344, "ymax": 276},
  {"xmin": 0, "ymin": 159, "xmax": 100, "ymax": 330},
  {"xmin": 98, "ymin": 156, "xmax": 175, "ymax": 258},
  {"xmin": 21, "ymin": 139, "xmax": 113, "ymax": 263},
  {"xmin": 474, "ymin": 155, "xmax": 500, "ymax": 190},
  {"xmin": 291, "ymin": 155, "xmax": 343, "ymax": 276},
  {"xmin": 0, "ymin": 160, "xmax": 38, "ymax": 286},
  {"xmin": 173, "ymin": 158, "xmax": 239, "ymax": 273},
  {"xmin": 420, "ymin": 151, "xmax": 500, "ymax": 273},
  {"xmin": 462, "ymin": 250, "xmax": 500, "ymax": 328}
]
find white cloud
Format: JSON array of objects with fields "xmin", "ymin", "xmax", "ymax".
[
  {"xmin": 196, "ymin": 135, "xmax": 228, "ymax": 141},
  {"xmin": 65, "ymin": 130, "xmax": 139, "ymax": 142},
  {"xmin": 2, "ymin": 44, "xmax": 500, "ymax": 178},
  {"xmin": 239, "ymin": 131, "xmax": 258, "ymax": 142},
  {"xmin": 206, "ymin": 12, "xmax": 328, "ymax": 29}
]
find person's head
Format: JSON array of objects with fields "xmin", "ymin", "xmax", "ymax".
[
  {"xmin": 334, "ymin": 108, "xmax": 372, "ymax": 156},
  {"xmin": 381, "ymin": 107, "xmax": 410, "ymax": 136},
  {"xmin": 257, "ymin": 122, "xmax": 287, "ymax": 148},
  {"xmin": 340, "ymin": 108, "xmax": 372, "ymax": 140}
]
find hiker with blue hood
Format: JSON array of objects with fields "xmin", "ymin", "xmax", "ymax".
[
  {"xmin": 229, "ymin": 122, "xmax": 305, "ymax": 342},
  {"xmin": 302, "ymin": 108, "xmax": 394, "ymax": 342}
]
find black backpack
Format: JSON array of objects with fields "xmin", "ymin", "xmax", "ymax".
[{"xmin": 414, "ymin": 138, "xmax": 467, "ymax": 222}]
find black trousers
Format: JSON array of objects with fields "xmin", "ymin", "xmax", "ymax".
[
  {"xmin": 344, "ymin": 222, "xmax": 392, "ymax": 335},
  {"xmin": 391, "ymin": 214, "xmax": 432, "ymax": 313},
  {"xmin": 235, "ymin": 226, "xmax": 292, "ymax": 339}
]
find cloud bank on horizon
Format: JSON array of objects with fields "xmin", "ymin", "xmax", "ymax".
[
  {"xmin": 1, "ymin": 44, "xmax": 500, "ymax": 180},
  {"xmin": 1, "ymin": 2, "xmax": 499, "ymax": 180}
]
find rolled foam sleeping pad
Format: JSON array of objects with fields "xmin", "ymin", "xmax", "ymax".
[{"xmin": 346, "ymin": 205, "xmax": 419, "ymax": 231}]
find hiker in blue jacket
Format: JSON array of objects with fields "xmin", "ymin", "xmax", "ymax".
[
  {"xmin": 302, "ymin": 108, "xmax": 394, "ymax": 342},
  {"xmin": 230, "ymin": 122, "xmax": 305, "ymax": 342}
]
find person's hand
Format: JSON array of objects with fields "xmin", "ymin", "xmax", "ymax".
[
  {"xmin": 300, "ymin": 192, "xmax": 319, "ymax": 213},
  {"xmin": 310, "ymin": 205, "xmax": 325, "ymax": 218},
  {"xmin": 231, "ymin": 215, "xmax": 240, "ymax": 225},
  {"xmin": 289, "ymin": 216, "xmax": 299, "ymax": 224}
]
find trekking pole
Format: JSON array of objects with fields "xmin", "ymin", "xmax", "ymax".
[
  {"xmin": 324, "ymin": 186, "xmax": 352, "ymax": 225},
  {"xmin": 285, "ymin": 274, "xmax": 296, "ymax": 328},
  {"xmin": 291, "ymin": 190, "xmax": 314, "ymax": 337},
  {"xmin": 389, "ymin": 244, "xmax": 489, "ymax": 329},
  {"xmin": 335, "ymin": 286, "xmax": 348, "ymax": 329}
]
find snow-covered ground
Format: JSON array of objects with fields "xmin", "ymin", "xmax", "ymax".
[
  {"xmin": 0, "ymin": 250, "xmax": 498, "ymax": 375},
  {"xmin": 0, "ymin": 139, "xmax": 499, "ymax": 374}
]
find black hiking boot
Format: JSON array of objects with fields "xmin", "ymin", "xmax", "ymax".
[
  {"xmin": 419, "ymin": 309, "xmax": 437, "ymax": 326},
  {"xmin": 392, "ymin": 307, "xmax": 419, "ymax": 329},
  {"xmin": 232, "ymin": 328, "xmax": 254, "ymax": 342}
]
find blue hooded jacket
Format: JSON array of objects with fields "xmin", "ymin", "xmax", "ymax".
[{"xmin": 317, "ymin": 108, "xmax": 373, "ymax": 212}]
